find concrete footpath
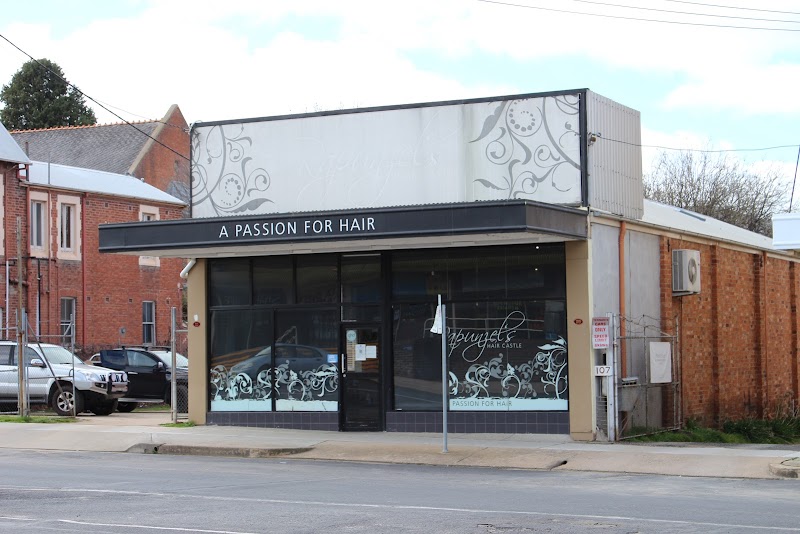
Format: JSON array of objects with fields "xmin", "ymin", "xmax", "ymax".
[{"xmin": 1, "ymin": 412, "xmax": 799, "ymax": 479}]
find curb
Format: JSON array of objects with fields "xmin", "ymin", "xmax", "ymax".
[
  {"xmin": 143, "ymin": 444, "xmax": 314, "ymax": 458},
  {"xmin": 769, "ymin": 459, "xmax": 800, "ymax": 479}
]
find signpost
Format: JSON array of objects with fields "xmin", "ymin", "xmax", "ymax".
[{"xmin": 431, "ymin": 295, "xmax": 448, "ymax": 453}]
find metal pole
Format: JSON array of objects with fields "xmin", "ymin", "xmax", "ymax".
[
  {"xmin": 5, "ymin": 260, "xmax": 9, "ymax": 337},
  {"xmin": 171, "ymin": 306, "xmax": 177, "ymax": 424},
  {"xmin": 440, "ymin": 294, "xmax": 448, "ymax": 453},
  {"xmin": 16, "ymin": 217, "xmax": 28, "ymax": 417},
  {"xmin": 71, "ymin": 313, "xmax": 76, "ymax": 417},
  {"xmin": 607, "ymin": 312, "xmax": 617, "ymax": 442},
  {"xmin": 22, "ymin": 311, "xmax": 30, "ymax": 415}
]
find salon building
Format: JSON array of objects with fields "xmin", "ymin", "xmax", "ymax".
[{"xmin": 100, "ymin": 89, "xmax": 686, "ymax": 440}]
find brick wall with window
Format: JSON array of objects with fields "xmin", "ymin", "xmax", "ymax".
[{"xmin": 1, "ymin": 166, "xmax": 185, "ymax": 356}]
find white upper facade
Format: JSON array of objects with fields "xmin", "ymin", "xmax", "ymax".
[{"xmin": 191, "ymin": 90, "xmax": 643, "ymax": 220}]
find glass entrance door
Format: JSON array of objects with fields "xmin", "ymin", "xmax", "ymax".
[{"xmin": 341, "ymin": 325, "xmax": 381, "ymax": 430}]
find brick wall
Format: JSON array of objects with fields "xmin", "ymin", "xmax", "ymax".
[
  {"xmin": 131, "ymin": 106, "xmax": 190, "ymax": 200},
  {"xmin": 1, "ymin": 164, "xmax": 185, "ymax": 358},
  {"xmin": 660, "ymin": 237, "xmax": 800, "ymax": 425}
]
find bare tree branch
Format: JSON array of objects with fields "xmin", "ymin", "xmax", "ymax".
[{"xmin": 644, "ymin": 150, "xmax": 791, "ymax": 237}]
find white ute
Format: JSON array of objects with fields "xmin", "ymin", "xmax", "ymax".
[{"xmin": 0, "ymin": 341, "xmax": 128, "ymax": 416}]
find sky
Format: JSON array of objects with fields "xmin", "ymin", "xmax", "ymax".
[{"xmin": 1, "ymin": 0, "xmax": 799, "ymax": 194}]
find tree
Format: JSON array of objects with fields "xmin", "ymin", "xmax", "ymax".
[
  {"xmin": 0, "ymin": 58, "xmax": 96, "ymax": 130},
  {"xmin": 644, "ymin": 150, "xmax": 791, "ymax": 237}
]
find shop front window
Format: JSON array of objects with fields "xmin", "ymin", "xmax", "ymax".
[
  {"xmin": 274, "ymin": 309, "xmax": 339, "ymax": 412},
  {"xmin": 391, "ymin": 244, "xmax": 568, "ymax": 412},
  {"xmin": 209, "ymin": 309, "xmax": 274, "ymax": 411},
  {"xmin": 446, "ymin": 301, "xmax": 568, "ymax": 411}
]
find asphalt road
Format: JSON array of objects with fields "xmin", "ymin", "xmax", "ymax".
[{"xmin": 0, "ymin": 450, "xmax": 798, "ymax": 533}]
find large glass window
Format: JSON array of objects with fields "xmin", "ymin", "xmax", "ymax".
[
  {"xmin": 341, "ymin": 255, "xmax": 381, "ymax": 303},
  {"xmin": 274, "ymin": 309, "xmax": 339, "ymax": 411},
  {"xmin": 392, "ymin": 303, "xmax": 442, "ymax": 411},
  {"xmin": 253, "ymin": 257, "xmax": 293, "ymax": 305},
  {"xmin": 209, "ymin": 309, "xmax": 274, "ymax": 411},
  {"xmin": 209, "ymin": 259, "xmax": 250, "ymax": 306},
  {"xmin": 391, "ymin": 244, "xmax": 568, "ymax": 412},
  {"xmin": 446, "ymin": 301, "xmax": 567, "ymax": 411},
  {"xmin": 296, "ymin": 256, "xmax": 337, "ymax": 303}
]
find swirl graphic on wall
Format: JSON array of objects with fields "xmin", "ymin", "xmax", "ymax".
[
  {"xmin": 470, "ymin": 95, "xmax": 580, "ymax": 200},
  {"xmin": 191, "ymin": 124, "xmax": 272, "ymax": 216}
]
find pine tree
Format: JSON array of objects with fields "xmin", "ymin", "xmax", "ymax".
[{"xmin": 0, "ymin": 58, "xmax": 96, "ymax": 130}]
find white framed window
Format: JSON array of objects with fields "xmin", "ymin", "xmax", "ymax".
[
  {"xmin": 60, "ymin": 297, "xmax": 76, "ymax": 344},
  {"xmin": 29, "ymin": 191, "xmax": 50, "ymax": 257},
  {"xmin": 138, "ymin": 205, "xmax": 160, "ymax": 267},
  {"xmin": 60, "ymin": 203, "xmax": 74, "ymax": 250},
  {"xmin": 142, "ymin": 301, "xmax": 155, "ymax": 345},
  {"xmin": 57, "ymin": 194, "xmax": 81, "ymax": 260}
]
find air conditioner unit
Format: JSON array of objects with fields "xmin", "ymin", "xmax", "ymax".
[{"xmin": 672, "ymin": 249, "xmax": 701, "ymax": 295}]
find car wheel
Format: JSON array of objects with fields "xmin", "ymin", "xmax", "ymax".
[
  {"xmin": 89, "ymin": 400, "xmax": 118, "ymax": 416},
  {"xmin": 117, "ymin": 402, "xmax": 137, "ymax": 413},
  {"xmin": 51, "ymin": 384, "xmax": 84, "ymax": 416}
]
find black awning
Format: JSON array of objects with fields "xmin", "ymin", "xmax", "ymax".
[{"xmin": 99, "ymin": 200, "xmax": 587, "ymax": 254}]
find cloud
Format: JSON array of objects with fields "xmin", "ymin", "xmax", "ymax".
[
  {"xmin": 1, "ymin": 0, "xmax": 798, "ymax": 134},
  {"xmin": 664, "ymin": 63, "xmax": 800, "ymax": 114}
]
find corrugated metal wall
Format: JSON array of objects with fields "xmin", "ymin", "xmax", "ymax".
[{"xmin": 586, "ymin": 91, "xmax": 643, "ymax": 220}]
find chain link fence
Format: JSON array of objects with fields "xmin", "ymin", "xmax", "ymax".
[{"xmin": 0, "ymin": 312, "xmax": 79, "ymax": 417}]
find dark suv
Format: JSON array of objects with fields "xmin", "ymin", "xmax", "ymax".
[{"xmin": 90, "ymin": 347, "xmax": 188, "ymax": 412}]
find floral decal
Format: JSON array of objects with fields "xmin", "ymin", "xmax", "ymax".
[
  {"xmin": 210, "ymin": 362, "xmax": 338, "ymax": 403},
  {"xmin": 470, "ymin": 95, "xmax": 580, "ymax": 199},
  {"xmin": 191, "ymin": 124, "xmax": 273, "ymax": 216},
  {"xmin": 449, "ymin": 337, "xmax": 568, "ymax": 402}
]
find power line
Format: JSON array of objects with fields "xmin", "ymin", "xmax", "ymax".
[
  {"xmin": 595, "ymin": 135, "xmax": 800, "ymax": 154},
  {"xmin": 662, "ymin": 0, "xmax": 800, "ymax": 16},
  {"xmin": 0, "ymin": 33, "xmax": 189, "ymax": 161},
  {"xmin": 477, "ymin": 0, "xmax": 800, "ymax": 31},
  {"xmin": 569, "ymin": 0, "xmax": 800, "ymax": 24}
]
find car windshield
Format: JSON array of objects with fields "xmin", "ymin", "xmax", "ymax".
[
  {"xmin": 152, "ymin": 351, "xmax": 189, "ymax": 368},
  {"xmin": 40, "ymin": 345, "xmax": 83, "ymax": 365}
]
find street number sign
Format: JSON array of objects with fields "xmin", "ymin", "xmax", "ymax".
[{"xmin": 594, "ymin": 365, "xmax": 612, "ymax": 376}]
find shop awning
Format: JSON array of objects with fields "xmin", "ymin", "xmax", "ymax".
[{"xmin": 99, "ymin": 200, "xmax": 587, "ymax": 258}]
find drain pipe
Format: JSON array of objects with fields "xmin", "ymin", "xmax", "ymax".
[
  {"xmin": 180, "ymin": 259, "xmax": 196, "ymax": 279},
  {"xmin": 618, "ymin": 221, "xmax": 627, "ymax": 378}
]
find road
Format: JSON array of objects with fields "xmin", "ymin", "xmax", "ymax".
[{"xmin": 0, "ymin": 449, "xmax": 798, "ymax": 533}]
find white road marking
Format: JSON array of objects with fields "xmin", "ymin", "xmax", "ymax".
[
  {"xmin": 59, "ymin": 520, "xmax": 258, "ymax": 534},
  {"xmin": 0, "ymin": 516, "xmax": 35, "ymax": 521},
  {"xmin": 1, "ymin": 486, "xmax": 797, "ymax": 532}
]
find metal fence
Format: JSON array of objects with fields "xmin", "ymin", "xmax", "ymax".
[
  {"xmin": 1, "ymin": 308, "xmax": 189, "ymax": 420},
  {"xmin": 0, "ymin": 311, "xmax": 77, "ymax": 417},
  {"xmin": 596, "ymin": 314, "xmax": 682, "ymax": 440},
  {"xmin": 169, "ymin": 306, "xmax": 189, "ymax": 422}
]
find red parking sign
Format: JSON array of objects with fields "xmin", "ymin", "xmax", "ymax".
[{"xmin": 592, "ymin": 317, "xmax": 610, "ymax": 349}]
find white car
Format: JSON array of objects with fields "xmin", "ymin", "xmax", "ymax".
[{"xmin": 0, "ymin": 341, "xmax": 128, "ymax": 416}]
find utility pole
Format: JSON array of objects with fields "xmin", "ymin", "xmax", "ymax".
[{"xmin": 16, "ymin": 217, "xmax": 28, "ymax": 417}]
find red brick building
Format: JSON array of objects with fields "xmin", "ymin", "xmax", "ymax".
[{"xmin": 1, "ymin": 106, "xmax": 189, "ymax": 357}]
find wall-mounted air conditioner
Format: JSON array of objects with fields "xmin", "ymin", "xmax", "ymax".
[{"xmin": 672, "ymin": 249, "xmax": 701, "ymax": 295}]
